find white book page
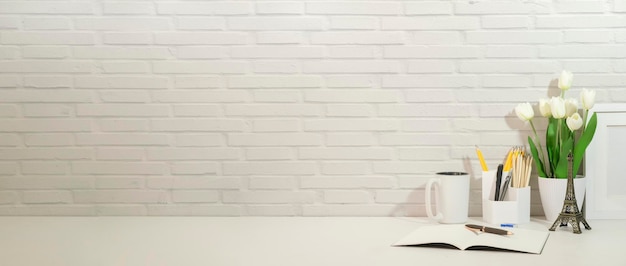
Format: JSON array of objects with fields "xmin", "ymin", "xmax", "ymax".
[{"xmin": 393, "ymin": 224, "xmax": 549, "ymax": 254}]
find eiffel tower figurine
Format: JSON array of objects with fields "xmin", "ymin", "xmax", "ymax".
[{"xmin": 549, "ymin": 153, "xmax": 591, "ymax": 234}]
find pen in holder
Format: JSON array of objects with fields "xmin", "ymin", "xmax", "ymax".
[{"xmin": 482, "ymin": 170, "xmax": 530, "ymax": 225}]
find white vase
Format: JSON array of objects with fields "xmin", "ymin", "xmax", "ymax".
[{"xmin": 537, "ymin": 176, "xmax": 586, "ymax": 222}]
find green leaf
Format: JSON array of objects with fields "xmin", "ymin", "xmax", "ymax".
[
  {"xmin": 554, "ymin": 136, "xmax": 574, "ymax": 178},
  {"xmin": 573, "ymin": 112, "xmax": 598, "ymax": 176},
  {"xmin": 546, "ymin": 117, "xmax": 558, "ymax": 175},
  {"xmin": 560, "ymin": 119, "xmax": 569, "ymax": 150},
  {"xmin": 560, "ymin": 120, "xmax": 572, "ymax": 144},
  {"xmin": 528, "ymin": 136, "xmax": 547, "ymax": 177}
]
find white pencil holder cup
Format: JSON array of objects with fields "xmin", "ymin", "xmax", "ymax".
[{"xmin": 482, "ymin": 170, "xmax": 530, "ymax": 225}]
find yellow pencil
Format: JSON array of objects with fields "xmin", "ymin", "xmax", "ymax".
[
  {"xmin": 503, "ymin": 148, "xmax": 513, "ymax": 172},
  {"xmin": 475, "ymin": 145, "xmax": 489, "ymax": 171}
]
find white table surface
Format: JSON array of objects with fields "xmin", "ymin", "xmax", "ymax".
[{"xmin": 0, "ymin": 216, "xmax": 622, "ymax": 266}]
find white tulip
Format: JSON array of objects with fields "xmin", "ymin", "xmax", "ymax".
[
  {"xmin": 550, "ymin": 97, "xmax": 566, "ymax": 119},
  {"xmin": 580, "ymin": 88, "xmax": 596, "ymax": 110},
  {"xmin": 515, "ymin": 102, "xmax": 534, "ymax": 122},
  {"xmin": 564, "ymin": 98, "xmax": 578, "ymax": 117},
  {"xmin": 558, "ymin": 70, "xmax": 573, "ymax": 91},
  {"xmin": 566, "ymin": 113, "xmax": 583, "ymax": 131},
  {"xmin": 539, "ymin": 98, "xmax": 552, "ymax": 117}
]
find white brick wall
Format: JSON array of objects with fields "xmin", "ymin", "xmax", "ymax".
[{"xmin": 0, "ymin": 0, "xmax": 625, "ymax": 216}]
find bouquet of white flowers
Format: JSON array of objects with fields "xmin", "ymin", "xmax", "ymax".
[{"xmin": 514, "ymin": 71, "xmax": 597, "ymax": 179}]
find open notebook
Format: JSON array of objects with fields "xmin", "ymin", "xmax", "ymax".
[{"xmin": 392, "ymin": 224, "xmax": 550, "ymax": 254}]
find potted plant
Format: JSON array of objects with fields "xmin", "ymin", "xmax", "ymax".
[{"xmin": 514, "ymin": 70, "xmax": 597, "ymax": 221}]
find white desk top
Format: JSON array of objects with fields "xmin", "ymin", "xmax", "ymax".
[{"xmin": 0, "ymin": 217, "xmax": 622, "ymax": 266}]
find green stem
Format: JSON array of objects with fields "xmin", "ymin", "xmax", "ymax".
[
  {"xmin": 582, "ymin": 109, "xmax": 588, "ymax": 133},
  {"xmin": 558, "ymin": 118, "xmax": 563, "ymax": 146},
  {"xmin": 554, "ymin": 118, "xmax": 564, "ymax": 176},
  {"xmin": 530, "ymin": 120, "xmax": 550, "ymax": 177}
]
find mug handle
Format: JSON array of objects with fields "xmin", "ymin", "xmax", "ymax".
[{"xmin": 425, "ymin": 178, "xmax": 442, "ymax": 221}]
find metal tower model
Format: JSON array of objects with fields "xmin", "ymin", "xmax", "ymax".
[{"xmin": 549, "ymin": 153, "xmax": 591, "ymax": 234}]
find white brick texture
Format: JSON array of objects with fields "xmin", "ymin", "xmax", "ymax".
[{"xmin": 0, "ymin": 0, "xmax": 624, "ymax": 217}]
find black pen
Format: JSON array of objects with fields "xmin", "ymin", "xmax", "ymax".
[
  {"xmin": 465, "ymin": 224, "xmax": 513, "ymax": 235},
  {"xmin": 494, "ymin": 164, "xmax": 503, "ymax": 201}
]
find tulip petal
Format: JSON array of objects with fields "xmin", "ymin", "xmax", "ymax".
[{"xmin": 558, "ymin": 70, "xmax": 573, "ymax": 91}]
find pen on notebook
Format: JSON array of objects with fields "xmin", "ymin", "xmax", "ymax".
[
  {"xmin": 475, "ymin": 145, "xmax": 489, "ymax": 172},
  {"xmin": 465, "ymin": 224, "xmax": 513, "ymax": 235},
  {"xmin": 494, "ymin": 164, "xmax": 503, "ymax": 201}
]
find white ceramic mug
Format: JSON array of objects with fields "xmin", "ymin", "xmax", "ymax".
[{"xmin": 425, "ymin": 172, "xmax": 470, "ymax": 224}]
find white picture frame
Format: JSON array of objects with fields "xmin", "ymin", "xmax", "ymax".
[{"xmin": 585, "ymin": 103, "xmax": 626, "ymax": 219}]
